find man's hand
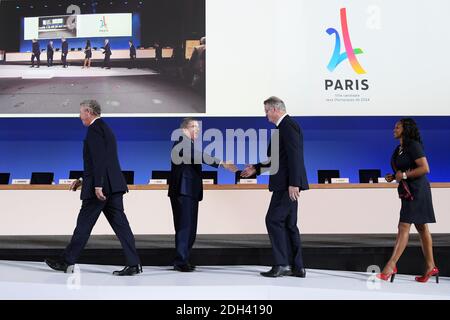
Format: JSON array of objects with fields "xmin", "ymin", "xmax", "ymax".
[
  {"xmin": 222, "ymin": 160, "xmax": 238, "ymax": 173},
  {"xmin": 288, "ymin": 186, "xmax": 300, "ymax": 202},
  {"xmin": 384, "ymin": 173, "xmax": 395, "ymax": 183},
  {"xmin": 241, "ymin": 165, "xmax": 256, "ymax": 178},
  {"xmin": 395, "ymin": 170, "xmax": 403, "ymax": 182},
  {"xmin": 95, "ymin": 187, "xmax": 107, "ymax": 201},
  {"xmin": 70, "ymin": 179, "xmax": 82, "ymax": 191}
]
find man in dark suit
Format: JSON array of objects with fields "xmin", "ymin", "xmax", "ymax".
[
  {"xmin": 31, "ymin": 39, "xmax": 40, "ymax": 68},
  {"xmin": 153, "ymin": 41, "xmax": 162, "ymax": 68},
  {"xmin": 47, "ymin": 41, "xmax": 54, "ymax": 67},
  {"xmin": 102, "ymin": 39, "xmax": 112, "ymax": 69},
  {"xmin": 241, "ymin": 96, "xmax": 309, "ymax": 278},
  {"xmin": 45, "ymin": 100, "xmax": 142, "ymax": 276},
  {"xmin": 128, "ymin": 40, "xmax": 136, "ymax": 69},
  {"xmin": 189, "ymin": 37, "xmax": 205, "ymax": 93},
  {"xmin": 61, "ymin": 38, "xmax": 68, "ymax": 68},
  {"xmin": 168, "ymin": 118, "xmax": 237, "ymax": 272}
]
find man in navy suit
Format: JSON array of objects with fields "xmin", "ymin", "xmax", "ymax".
[
  {"xmin": 128, "ymin": 40, "xmax": 136, "ymax": 69},
  {"xmin": 47, "ymin": 41, "xmax": 54, "ymax": 67},
  {"xmin": 242, "ymin": 96, "xmax": 309, "ymax": 278},
  {"xmin": 102, "ymin": 39, "xmax": 112, "ymax": 69},
  {"xmin": 168, "ymin": 118, "xmax": 237, "ymax": 271},
  {"xmin": 45, "ymin": 100, "xmax": 142, "ymax": 276},
  {"xmin": 61, "ymin": 38, "xmax": 69, "ymax": 68},
  {"xmin": 31, "ymin": 39, "xmax": 40, "ymax": 68}
]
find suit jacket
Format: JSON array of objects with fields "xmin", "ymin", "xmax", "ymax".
[
  {"xmin": 255, "ymin": 115, "xmax": 309, "ymax": 192},
  {"xmin": 47, "ymin": 44, "xmax": 54, "ymax": 55},
  {"xmin": 103, "ymin": 43, "xmax": 112, "ymax": 56},
  {"xmin": 62, "ymin": 41, "xmax": 68, "ymax": 54},
  {"xmin": 130, "ymin": 45, "xmax": 136, "ymax": 57},
  {"xmin": 80, "ymin": 118, "xmax": 128, "ymax": 200},
  {"xmin": 32, "ymin": 42, "xmax": 40, "ymax": 55},
  {"xmin": 168, "ymin": 136, "xmax": 219, "ymax": 201},
  {"xmin": 190, "ymin": 45, "xmax": 205, "ymax": 74}
]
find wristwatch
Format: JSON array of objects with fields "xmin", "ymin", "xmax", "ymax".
[{"xmin": 402, "ymin": 172, "xmax": 407, "ymax": 180}]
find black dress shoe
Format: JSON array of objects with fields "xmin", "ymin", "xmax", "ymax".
[
  {"xmin": 45, "ymin": 258, "xmax": 74, "ymax": 273},
  {"xmin": 292, "ymin": 267, "xmax": 306, "ymax": 278},
  {"xmin": 174, "ymin": 264, "xmax": 194, "ymax": 272},
  {"xmin": 188, "ymin": 264, "xmax": 196, "ymax": 270},
  {"xmin": 113, "ymin": 265, "xmax": 143, "ymax": 276},
  {"xmin": 260, "ymin": 265, "xmax": 292, "ymax": 278}
]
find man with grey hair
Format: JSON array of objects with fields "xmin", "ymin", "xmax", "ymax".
[
  {"xmin": 61, "ymin": 37, "xmax": 68, "ymax": 68},
  {"xmin": 102, "ymin": 39, "xmax": 112, "ymax": 69},
  {"xmin": 45, "ymin": 100, "xmax": 142, "ymax": 276},
  {"xmin": 242, "ymin": 96, "xmax": 309, "ymax": 278},
  {"xmin": 47, "ymin": 40, "xmax": 54, "ymax": 67}
]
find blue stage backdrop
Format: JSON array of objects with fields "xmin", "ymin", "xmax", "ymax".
[
  {"xmin": 20, "ymin": 13, "xmax": 141, "ymax": 52},
  {"xmin": 0, "ymin": 117, "xmax": 449, "ymax": 184}
]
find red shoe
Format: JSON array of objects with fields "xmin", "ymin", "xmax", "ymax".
[
  {"xmin": 415, "ymin": 267, "xmax": 439, "ymax": 283},
  {"xmin": 376, "ymin": 266, "xmax": 398, "ymax": 283}
]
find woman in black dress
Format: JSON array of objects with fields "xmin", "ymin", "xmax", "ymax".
[
  {"xmin": 83, "ymin": 40, "xmax": 92, "ymax": 69},
  {"xmin": 377, "ymin": 118, "xmax": 438, "ymax": 283}
]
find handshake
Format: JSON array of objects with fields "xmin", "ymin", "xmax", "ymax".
[
  {"xmin": 221, "ymin": 160, "xmax": 238, "ymax": 173},
  {"xmin": 220, "ymin": 161, "xmax": 257, "ymax": 178}
]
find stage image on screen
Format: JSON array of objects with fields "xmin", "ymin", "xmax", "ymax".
[
  {"xmin": 1, "ymin": 0, "xmax": 449, "ymax": 117},
  {"xmin": 0, "ymin": 1, "xmax": 205, "ymax": 116},
  {"xmin": 38, "ymin": 16, "xmax": 77, "ymax": 39},
  {"xmin": 25, "ymin": 13, "xmax": 132, "ymax": 40}
]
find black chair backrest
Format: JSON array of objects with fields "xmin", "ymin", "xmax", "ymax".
[
  {"xmin": 202, "ymin": 171, "xmax": 218, "ymax": 184},
  {"xmin": 0, "ymin": 173, "xmax": 10, "ymax": 185},
  {"xmin": 31, "ymin": 172, "xmax": 54, "ymax": 185},
  {"xmin": 317, "ymin": 170, "xmax": 340, "ymax": 184},
  {"xmin": 151, "ymin": 170, "xmax": 171, "ymax": 180},
  {"xmin": 359, "ymin": 169, "xmax": 382, "ymax": 183},
  {"xmin": 69, "ymin": 170, "xmax": 83, "ymax": 180},
  {"xmin": 122, "ymin": 171, "xmax": 135, "ymax": 185}
]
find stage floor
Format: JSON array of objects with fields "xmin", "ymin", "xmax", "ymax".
[
  {"xmin": 0, "ymin": 260, "xmax": 448, "ymax": 300},
  {"xmin": 0, "ymin": 65, "xmax": 205, "ymax": 114},
  {"xmin": 1, "ymin": 234, "xmax": 449, "ymax": 277},
  {"xmin": 0, "ymin": 64, "xmax": 158, "ymax": 79}
]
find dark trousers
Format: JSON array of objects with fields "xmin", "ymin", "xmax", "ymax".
[
  {"xmin": 62, "ymin": 193, "xmax": 140, "ymax": 266},
  {"xmin": 61, "ymin": 53, "xmax": 68, "ymax": 67},
  {"xmin": 170, "ymin": 195, "xmax": 199, "ymax": 266},
  {"xmin": 266, "ymin": 191, "xmax": 304, "ymax": 269},
  {"xmin": 47, "ymin": 54, "xmax": 53, "ymax": 67},
  {"xmin": 129, "ymin": 55, "xmax": 136, "ymax": 68},
  {"xmin": 31, "ymin": 53, "xmax": 40, "ymax": 67},
  {"xmin": 103, "ymin": 54, "xmax": 111, "ymax": 68}
]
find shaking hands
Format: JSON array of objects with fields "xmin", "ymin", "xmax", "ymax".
[
  {"xmin": 221, "ymin": 160, "xmax": 238, "ymax": 173},
  {"xmin": 240, "ymin": 164, "xmax": 256, "ymax": 178}
]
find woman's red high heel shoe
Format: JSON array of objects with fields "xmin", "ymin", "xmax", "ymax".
[
  {"xmin": 376, "ymin": 266, "xmax": 398, "ymax": 282},
  {"xmin": 415, "ymin": 267, "xmax": 439, "ymax": 283}
]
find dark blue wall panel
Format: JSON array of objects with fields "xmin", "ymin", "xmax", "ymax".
[{"xmin": 0, "ymin": 116, "xmax": 449, "ymax": 184}]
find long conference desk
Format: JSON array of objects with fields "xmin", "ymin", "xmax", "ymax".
[
  {"xmin": 1, "ymin": 183, "xmax": 449, "ymax": 235},
  {"xmin": 4, "ymin": 48, "xmax": 174, "ymax": 62}
]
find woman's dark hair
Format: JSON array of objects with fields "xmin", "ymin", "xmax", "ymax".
[
  {"xmin": 400, "ymin": 118, "xmax": 422, "ymax": 145},
  {"xmin": 86, "ymin": 40, "xmax": 91, "ymax": 48}
]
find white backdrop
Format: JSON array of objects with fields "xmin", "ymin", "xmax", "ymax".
[{"xmin": 206, "ymin": 0, "xmax": 450, "ymax": 116}]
